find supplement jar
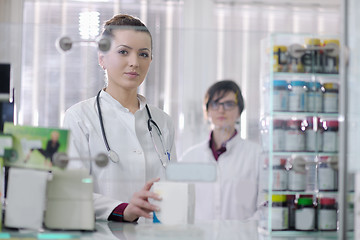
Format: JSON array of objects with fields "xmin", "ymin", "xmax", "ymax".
[
  {"xmin": 295, "ymin": 197, "xmax": 315, "ymax": 231},
  {"xmin": 284, "ymin": 119, "xmax": 305, "ymax": 152}
]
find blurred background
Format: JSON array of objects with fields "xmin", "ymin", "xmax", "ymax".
[{"xmin": 0, "ymin": 0, "xmax": 341, "ymax": 156}]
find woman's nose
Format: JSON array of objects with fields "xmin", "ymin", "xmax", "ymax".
[{"xmin": 129, "ymin": 54, "xmax": 139, "ymax": 67}]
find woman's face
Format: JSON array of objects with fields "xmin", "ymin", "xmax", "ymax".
[
  {"xmin": 99, "ymin": 29, "xmax": 152, "ymax": 91},
  {"xmin": 207, "ymin": 91, "xmax": 240, "ymax": 130}
]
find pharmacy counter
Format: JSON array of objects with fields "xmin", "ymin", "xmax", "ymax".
[{"xmin": 0, "ymin": 220, "xmax": 350, "ymax": 240}]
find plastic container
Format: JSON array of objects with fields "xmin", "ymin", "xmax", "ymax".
[
  {"xmin": 303, "ymin": 38, "xmax": 322, "ymax": 73},
  {"xmin": 307, "ymin": 81, "xmax": 323, "ymax": 113},
  {"xmin": 273, "ymin": 46, "xmax": 288, "ymax": 72},
  {"xmin": 269, "ymin": 195, "xmax": 289, "ymax": 230},
  {"xmin": 305, "ymin": 117, "xmax": 323, "ymax": 152},
  {"xmin": 295, "ymin": 197, "xmax": 316, "ymax": 231},
  {"xmin": 318, "ymin": 156, "xmax": 337, "ymax": 191},
  {"xmin": 284, "ymin": 119, "xmax": 305, "ymax": 152},
  {"xmin": 323, "ymin": 83, "xmax": 339, "ymax": 113},
  {"xmin": 288, "ymin": 166, "xmax": 306, "ymax": 191},
  {"xmin": 271, "ymin": 157, "xmax": 288, "ymax": 191},
  {"xmin": 323, "ymin": 39, "xmax": 339, "ymax": 74},
  {"xmin": 273, "ymin": 80, "xmax": 289, "ymax": 111},
  {"xmin": 288, "ymin": 80, "xmax": 307, "ymax": 112},
  {"xmin": 322, "ymin": 120, "xmax": 339, "ymax": 152},
  {"xmin": 318, "ymin": 197, "xmax": 337, "ymax": 231},
  {"xmin": 273, "ymin": 119, "xmax": 285, "ymax": 151}
]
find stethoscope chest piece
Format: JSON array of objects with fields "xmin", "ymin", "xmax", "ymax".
[{"xmin": 108, "ymin": 150, "xmax": 120, "ymax": 164}]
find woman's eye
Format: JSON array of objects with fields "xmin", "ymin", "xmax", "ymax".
[
  {"xmin": 139, "ymin": 52, "xmax": 149, "ymax": 58},
  {"xmin": 118, "ymin": 50, "xmax": 128, "ymax": 55}
]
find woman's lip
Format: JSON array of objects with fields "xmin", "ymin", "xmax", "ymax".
[{"xmin": 125, "ymin": 72, "xmax": 139, "ymax": 76}]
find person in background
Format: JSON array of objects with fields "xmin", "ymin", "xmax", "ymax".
[
  {"xmin": 180, "ymin": 80, "xmax": 262, "ymax": 221},
  {"xmin": 63, "ymin": 14, "xmax": 177, "ymax": 223}
]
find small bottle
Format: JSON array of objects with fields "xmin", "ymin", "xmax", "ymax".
[
  {"xmin": 302, "ymin": 38, "xmax": 323, "ymax": 73},
  {"xmin": 284, "ymin": 119, "xmax": 305, "ymax": 152},
  {"xmin": 322, "ymin": 39, "xmax": 340, "ymax": 74},
  {"xmin": 295, "ymin": 197, "xmax": 316, "ymax": 231},
  {"xmin": 273, "ymin": 80, "xmax": 289, "ymax": 112},
  {"xmin": 288, "ymin": 156, "xmax": 306, "ymax": 192},
  {"xmin": 305, "ymin": 117, "xmax": 323, "ymax": 152},
  {"xmin": 273, "ymin": 119, "xmax": 285, "ymax": 151},
  {"xmin": 318, "ymin": 197, "xmax": 337, "ymax": 231},
  {"xmin": 307, "ymin": 81, "xmax": 323, "ymax": 113},
  {"xmin": 347, "ymin": 195, "xmax": 354, "ymax": 231},
  {"xmin": 271, "ymin": 157, "xmax": 288, "ymax": 191},
  {"xmin": 288, "ymin": 80, "xmax": 307, "ymax": 112},
  {"xmin": 273, "ymin": 46, "xmax": 288, "ymax": 72},
  {"xmin": 269, "ymin": 194, "xmax": 289, "ymax": 230},
  {"xmin": 318, "ymin": 156, "xmax": 337, "ymax": 192},
  {"xmin": 322, "ymin": 120, "xmax": 339, "ymax": 152},
  {"xmin": 322, "ymin": 83, "xmax": 339, "ymax": 113}
]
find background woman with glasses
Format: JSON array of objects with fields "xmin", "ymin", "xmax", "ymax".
[{"xmin": 180, "ymin": 80, "xmax": 263, "ymax": 221}]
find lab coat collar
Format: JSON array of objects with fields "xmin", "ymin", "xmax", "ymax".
[{"xmin": 99, "ymin": 89, "xmax": 147, "ymax": 112}]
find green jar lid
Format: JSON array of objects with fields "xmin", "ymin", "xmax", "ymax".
[{"xmin": 298, "ymin": 198, "xmax": 313, "ymax": 206}]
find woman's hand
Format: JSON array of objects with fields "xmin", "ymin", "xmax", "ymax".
[{"xmin": 123, "ymin": 178, "xmax": 161, "ymax": 222}]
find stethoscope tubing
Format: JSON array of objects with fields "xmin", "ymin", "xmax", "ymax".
[{"xmin": 96, "ymin": 90, "xmax": 170, "ymax": 166}]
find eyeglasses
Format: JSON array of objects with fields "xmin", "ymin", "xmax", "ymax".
[{"xmin": 209, "ymin": 100, "xmax": 237, "ymax": 111}]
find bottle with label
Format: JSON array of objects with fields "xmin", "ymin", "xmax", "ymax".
[
  {"xmin": 322, "ymin": 119, "xmax": 339, "ymax": 152},
  {"xmin": 318, "ymin": 197, "xmax": 337, "ymax": 231},
  {"xmin": 273, "ymin": 119, "xmax": 285, "ymax": 151},
  {"xmin": 273, "ymin": 80, "xmax": 289, "ymax": 112},
  {"xmin": 271, "ymin": 157, "xmax": 288, "ymax": 191},
  {"xmin": 307, "ymin": 81, "xmax": 323, "ymax": 113},
  {"xmin": 295, "ymin": 197, "xmax": 316, "ymax": 231},
  {"xmin": 302, "ymin": 38, "xmax": 323, "ymax": 73},
  {"xmin": 273, "ymin": 46, "xmax": 288, "ymax": 72},
  {"xmin": 322, "ymin": 39, "xmax": 339, "ymax": 74},
  {"xmin": 288, "ymin": 80, "xmax": 307, "ymax": 112},
  {"xmin": 322, "ymin": 83, "xmax": 339, "ymax": 113},
  {"xmin": 318, "ymin": 156, "xmax": 337, "ymax": 191},
  {"xmin": 305, "ymin": 117, "xmax": 323, "ymax": 152},
  {"xmin": 288, "ymin": 156, "xmax": 306, "ymax": 191},
  {"xmin": 284, "ymin": 119, "xmax": 305, "ymax": 152},
  {"xmin": 268, "ymin": 194, "xmax": 289, "ymax": 230}
]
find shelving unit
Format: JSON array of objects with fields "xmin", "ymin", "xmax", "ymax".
[{"xmin": 258, "ymin": 33, "xmax": 353, "ymax": 237}]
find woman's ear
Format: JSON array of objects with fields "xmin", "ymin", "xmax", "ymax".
[{"xmin": 98, "ymin": 52, "xmax": 105, "ymax": 69}]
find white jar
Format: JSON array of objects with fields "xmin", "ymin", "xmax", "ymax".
[
  {"xmin": 273, "ymin": 80, "xmax": 289, "ymax": 111},
  {"xmin": 305, "ymin": 117, "xmax": 323, "ymax": 152},
  {"xmin": 318, "ymin": 157, "xmax": 337, "ymax": 191},
  {"xmin": 322, "ymin": 120, "xmax": 339, "ymax": 152},
  {"xmin": 323, "ymin": 83, "xmax": 339, "ymax": 113},
  {"xmin": 318, "ymin": 198, "xmax": 337, "ymax": 231},
  {"xmin": 271, "ymin": 157, "xmax": 288, "ymax": 191},
  {"xmin": 273, "ymin": 119, "xmax": 285, "ymax": 151},
  {"xmin": 288, "ymin": 80, "xmax": 307, "ymax": 112},
  {"xmin": 307, "ymin": 81, "xmax": 323, "ymax": 113},
  {"xmin": 284, "ymin": 119, "xmax": 305, "ymax": 152},
  {"xmin": 288, "ymin": 168, "xmax": 306, "ymax": 191},
  {"xmin": 295, "ymin": 197, "xmax": 315, "ymax": 231}
]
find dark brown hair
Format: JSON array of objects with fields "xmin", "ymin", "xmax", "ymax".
[
  {"xmin": 204, "ymin": 80, "xmax": 244, "ymax": 115},
  {"xmin": 101, "ymin": 14, "xmax": 152, "ymax": 50}
]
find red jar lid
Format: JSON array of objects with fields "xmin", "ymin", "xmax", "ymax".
[
  {"xmin": 320, "ymin": 198, "xmax": 336, "ymax": 205},
  {"xmin": 286, "ymin": 119, "xmax": 302, "ymax": 127},
  {"xmin": 323, "ymin": 120, "xmax": 339, "ymax": 128},
  {"xmin": 273, "ymin": 119, "xmax": 285, "ymax": 128}
]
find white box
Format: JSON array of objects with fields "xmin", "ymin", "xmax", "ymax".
[
  {"xmin": 5, "ymin": 168, "xmax": 48, "ymax": 230},
  {"xmin": 151, "ymin": 182, "xmax": 195, "ymax": 225}
]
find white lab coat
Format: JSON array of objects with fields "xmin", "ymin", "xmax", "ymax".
[
  {"xmin": 180, "ymin": 133, "xmax": 262, "ymax": 222},
  {"xmin": 63, "ymin": 90, "xmax": 177, "ymax": 221}
]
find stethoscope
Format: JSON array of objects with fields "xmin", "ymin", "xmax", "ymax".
[{"xmin": 96, "ymin": 90, "xmax": 171, "ymax": 168}]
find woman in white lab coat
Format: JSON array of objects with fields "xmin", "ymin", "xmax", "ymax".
[
  {"xmin": 63, "ymin": 14, "xmax": 177, "ymax": 223},
  {"xmin": 180, "ymin": 80, "xmax": 262, "ymax": 221}
]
